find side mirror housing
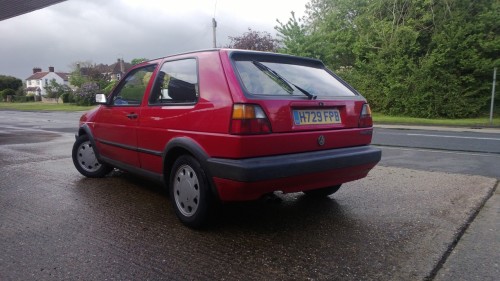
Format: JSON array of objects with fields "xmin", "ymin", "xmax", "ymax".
[{"xmin": 95, "ymin": 94, "xmax": 107, "ymax": 104}]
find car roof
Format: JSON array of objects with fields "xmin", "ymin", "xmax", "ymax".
[{"xmin": 137, "ymin": 48, "xmax": 324, "ymax": 68}]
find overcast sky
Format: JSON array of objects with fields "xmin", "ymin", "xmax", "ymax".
[{"xmin": 0, "ymin": 0, "xmax": 309, "ymax": 80}]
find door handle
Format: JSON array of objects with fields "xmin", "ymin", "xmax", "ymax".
[{"xmin": 126, "ymin": 113, "xmax": 138, "ymax": 119}]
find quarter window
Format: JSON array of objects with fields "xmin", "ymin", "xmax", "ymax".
[{"xmin": 149, "ymin": 59, "xmax": 198, "ymax": 104}]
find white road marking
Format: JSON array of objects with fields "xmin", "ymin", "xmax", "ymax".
[
  {"xmin": 406, "ymin": 133, "xmax": 500, "ymax": 141},
  {"xmin": 379, "ymin": 146, "xmax": 500, "ymax": 158}
]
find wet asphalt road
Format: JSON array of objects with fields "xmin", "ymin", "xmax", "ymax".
[
  {"xmin": 0, "ymin": 110, "xmax": 498, "ymax": 280},
  {"xmin": 373, "ymin": 127, "xmax": 500, "ymax": 178},
  {"xmin": 373, "ymin": 127, "xmax": 500, "ymax": 154}
]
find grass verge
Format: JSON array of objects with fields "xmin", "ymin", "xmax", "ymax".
[
  {"xmin": 373, "ymin": 113, "xmax": 500, "ymax": 127},
  {"xmin": 0, "ymin": 102, "xmax": 95, "ymax": 112}
]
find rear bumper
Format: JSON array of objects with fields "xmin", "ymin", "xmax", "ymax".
[{"xmin": 206, "ymin": 146, "xmax": 381, "ymax": 201}]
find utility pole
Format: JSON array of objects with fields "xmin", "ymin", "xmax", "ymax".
[
  {"xmin": 490, "ymin": 67, "xmax": 497, "ymax": 125},
  {"xmin": 212, "ymin": 18, "xmax": 217, "ymax": 48}
]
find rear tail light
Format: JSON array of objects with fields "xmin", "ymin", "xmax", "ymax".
[
  {"xmin": 359, "ymin": 103, "xmax": 373, "ymax": 127},
  {"xmin": 230, "ymin": 104, "xmax": 272, "ymax": 134}
]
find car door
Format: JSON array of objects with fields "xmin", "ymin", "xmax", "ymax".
[
  {"xmin": 137, "ymin": 58, "xmax": 199, "ymax": 174},
  {"xmin": 94, "ymin": 64, "xmax": 157, "ymax": 168}
]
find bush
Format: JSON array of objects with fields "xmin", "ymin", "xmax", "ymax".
[
  {"xmin": 12, "ymin": 95, "xmax": 35, "ymax": 103},
  {"xmin": 1, "ymin": 89, "xmax": 15, "ymax": 101},
  {"xmin": 74, "ymin": 82, "xmax": 101, "ymax": 106},
  {"xmin": 61, "ymin": 93, "xmax": 69, "ymax": 103},
  {"xmin": 60, "ymin": 92, "xmax": 76, "ymax": 103}
]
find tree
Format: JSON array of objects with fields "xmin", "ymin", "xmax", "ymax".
[
  {"xmin": 103, "ymin": 80, "xmax": 118, "ymax": 95},
  {"xmin": 277, "ymin": 1, "xmax": 368, "ymax": 67},
  {"xmin": 74, "ymin": 82, "xmax": 102, "ymax": 106},
  {"xmin": 131, "ymin": 58, "xmax": 148, "ymax": 65},
  {"xmin": 44, "ymin": 79, "xmax": 72, "ymax": 102},
  {"xmin": 0, "ymin": 75, "xmax": 22, "ymax": 92},
  {"xmin": 276, "ymin": 0, "xmax": 499, "ymax": 118},
  {"xmin": 69, "ymin": 71, "xmax": 86, "ymax": 88},
  {"xmin": 69, "ymin": 61, "xmax": 114, "ymax": 97},
  {"xmin": 1, "ymin": 88, "xmax": 16, "ymax": 101},
  {"xmin": 70, "ymin": 61, "xmax": 95, "ymax": 88},
  {"xmin": 227, "ymin": 28, "xmax": 280, "ymax": 52},
  {"xmin": 276, "ymin": 12, "xmax": 315, "ymax": 58}
]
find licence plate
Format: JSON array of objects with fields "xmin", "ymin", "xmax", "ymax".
[{"xmin": 293, "ymin": 109, "xmax": 341, "ymax": 125}]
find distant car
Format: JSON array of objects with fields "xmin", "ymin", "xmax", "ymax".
[{"xmin": 72, "ymin": 49, "xmax": 381, "ymax": 228}]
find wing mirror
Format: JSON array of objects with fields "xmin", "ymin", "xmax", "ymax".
[{"xmin": 95, "ymin": 94, "xmax": 107, "ymax": 104}]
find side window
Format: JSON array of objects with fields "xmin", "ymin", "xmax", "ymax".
[
  {"xmin": 112, "ymin": 65, "xmax": 156, "ymax": 106},
  {"xmin": 149, "ymin": 59, "xmax": 198, "ymax": 105}
]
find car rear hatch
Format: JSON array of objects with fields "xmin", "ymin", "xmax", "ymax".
[{"xmin": 220, "ymin": 50, "xmax": 374, "ymax": 157}]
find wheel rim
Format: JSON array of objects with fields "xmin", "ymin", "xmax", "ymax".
[
  {"xmin": 76, "ymin": 140, "xmax": 101, "ymax": 173},
  {"xmin": 173, "ymin": 164, "xmax": 200, "ymax": 217}
]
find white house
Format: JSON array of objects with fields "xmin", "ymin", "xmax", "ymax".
[{"xmin": 26, "ymin": 67, "xmax": 69, "ymax": 96}]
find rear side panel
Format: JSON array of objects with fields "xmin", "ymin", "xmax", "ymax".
[{"xmin": 136, "ymin": 51, "xmax": 234, "ymax": 173}]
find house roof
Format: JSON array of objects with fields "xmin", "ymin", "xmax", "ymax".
[
  {"xmin": 94, "ymin": 64, "xmax": 112, "ymax": 73},
  {"xmin": 111, "ymin": 61, "xmax": 133, "ymax": 74},
  {"xmin": 78, "ymin": 60, "xmax": 132, "ymax": 76},
  {"xmin": 26, "ymin": 72, "xmax": 69, "ymax": 81}
]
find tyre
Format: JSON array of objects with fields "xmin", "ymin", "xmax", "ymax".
[
  {"xmin": 169, "ymin": 155, "xmax": 213, "ymax": 229},
  {"xmin": 303, "ymin": 184, "xmax": 342, "ymax": 197},
  {"xmin": 72, "ymin": 134, "xmax": 112, "ymax": 178}
]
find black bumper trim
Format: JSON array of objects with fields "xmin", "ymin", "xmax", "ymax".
[{"xmin": 206, "ymin": 146, "xmax": 381, "ymax": 182}]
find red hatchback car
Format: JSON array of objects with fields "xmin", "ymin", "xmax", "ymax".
[{"xmin": 72, "ymin": 49, "xmax": 381, "ymax": 228}]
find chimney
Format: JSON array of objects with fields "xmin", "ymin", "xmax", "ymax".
[
  {"xmin": 33, "ymin": 67, "xmax": 42, "ymax": 74},
  {"xmin": 49, "ymin": 66, "xmax": 54, "ymax": 72},
  {"xmin": 120, "ymin": 59, "xmax": 125, "ymax": 73}
]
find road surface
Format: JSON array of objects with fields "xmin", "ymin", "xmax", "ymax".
[{"xmin": 0, "ymin": 110, "xmax": 498, "ymax": 280}]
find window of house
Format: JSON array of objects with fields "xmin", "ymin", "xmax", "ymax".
[{"xmin": 149, "ymin": 59, "xmax": 198, "ymax": 105}]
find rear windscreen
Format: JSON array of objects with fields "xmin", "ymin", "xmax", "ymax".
[{"xmin": 233, "ymin": 59, "xmax": 357, "ymax": 98}]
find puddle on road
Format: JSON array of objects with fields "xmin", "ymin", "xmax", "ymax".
[{"xmin": 0, "ymin": 130, "xmax": 59, "ymax": 145}]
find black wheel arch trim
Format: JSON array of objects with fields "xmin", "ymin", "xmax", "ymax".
[
  {"xmin": 162, "ymin": 137, "xmax": 220, "ymax": 200},
  {"xmin": 76, "ymin": 124, "xmax": 102, "ymax": 160},
  {"xmin": 162, "ymin": 137, "xmax": 210, "ymax": 163}
]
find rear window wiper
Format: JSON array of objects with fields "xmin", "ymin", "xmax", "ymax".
[
  {"xmin": 292, "ymin": 83, "xmax": 317, "ymax": 100},
  {"xmin": 252, "ymin": 61, "xmax": 317, "ymax": 100}
]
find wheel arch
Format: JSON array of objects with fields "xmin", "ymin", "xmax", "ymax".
[
  {"xmin": 162, "ymin": 137, "xmax": 220, "ymax": 200},
  {"xmin": 76, "ymin": 124, "xmax": 101, "ymax": 160}
]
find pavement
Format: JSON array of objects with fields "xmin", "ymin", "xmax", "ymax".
[
  {"xmin": 435, "ymin": 186, "xmax": 499, "ymax": 281},
  {"xmin": 375, "ymin": 123, "xmax": 500, "ymax": 280}
]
